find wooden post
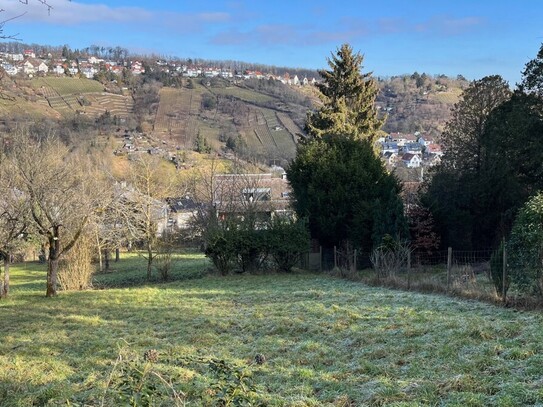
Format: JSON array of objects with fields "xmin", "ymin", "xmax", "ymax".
[
  {"xmin": 334, "ymin": 246, "xmax": 337, "ymax": 269},
  {"xmin": 447, "ymin": 247, "xmax": 452, "ymax": 293},
  {"xmin": 502, "ymin": 239, "xmax": 507, "ymax": 302},
  {"xmin": 319, "ymin": 246, "xmax": 322, "ymax": 272},
  {"xmin": 407, "ymin": 250, "xmax": 411, "ymax": 290}
]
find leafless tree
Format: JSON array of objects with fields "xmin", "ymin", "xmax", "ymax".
[
  {"xmin": 118, "ymin": 154, "xmax": 177, "ymax": 280},
  {"xmin": 10, "ymin": 130, "xmax": 100, "ymax": 297}
]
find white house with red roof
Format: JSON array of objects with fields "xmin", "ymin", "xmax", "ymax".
[{"xmin": 426, "ymin": 143, "xmax": 443, "ymax": 156}]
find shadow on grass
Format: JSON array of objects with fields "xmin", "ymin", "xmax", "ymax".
[{"xmin": 92, "ymin": 252, "xmax": 212, "ymax": 289}]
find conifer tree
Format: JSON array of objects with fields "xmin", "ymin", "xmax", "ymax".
[{"xmin": 306, "ymin": 44, "xmax": 383, "ymax": 143}]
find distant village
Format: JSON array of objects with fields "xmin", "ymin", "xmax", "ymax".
[
  {"xmin": 377, "ymin": 132, "xmax": 443, "ymax": 169},
  {"xmin": 0, "ymin": 48, "xmax": 319, "ymax": 86}
]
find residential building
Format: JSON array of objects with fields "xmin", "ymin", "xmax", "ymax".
[
  {"xmin": 402, "ymin": 153, "xmax": 422, "ymax": 168},
  {"xmin": 212, "ymin": 173, "xmax": 292, "ymax": 224}
]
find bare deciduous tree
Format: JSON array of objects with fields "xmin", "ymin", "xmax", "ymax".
[
  {"xmin": 118, "ymin": 154, "xmax": 177, "ymax": 280},
  {"xmin": 10, "ymin": 131, "xmax": 99, "ymax": 297}
]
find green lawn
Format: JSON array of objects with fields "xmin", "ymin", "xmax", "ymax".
[{"xmin": 1, "ymin": 258, "xmax": 543, "ymax": 406}]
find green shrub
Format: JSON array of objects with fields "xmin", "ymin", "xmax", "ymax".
[
  {"xmin": 205, "ymin": 228, "xmax": 237, "ymax": 276},
  {"xmin": 234, "ymin": 228, "xmax": 267, "ymax": 273},
  {"xmin": 507, "ymin": 192, "xmax": 543, "ymax": 296},
  {"xmin": 267, "ymin": 217, "xmax": 310, "ymax": 272}
]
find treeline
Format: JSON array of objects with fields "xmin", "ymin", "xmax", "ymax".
[{"xmin": 421, "ymin": 44, "xmax": 543, "ymax": 298}]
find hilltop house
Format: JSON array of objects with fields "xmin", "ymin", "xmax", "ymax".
[
  {"xmin": 401, "ymin": 153, "xmax": 422, "ymax": 168},
  {"xmin": 52, "ymin": 64, "xmax": 65, "ymax": 75},
  {"xmin": 426, "ymin": 143, "xmax": 443, "ymax": 156},
  {"xmin": 1, "ymin": 63, "xmax": 18, "ymax": 76},
  {"xmin": 382, "ymin": 151, "xmax": 398, "ymax": 167},
  {"xmin": 381, "ymin": 142, "xmax": 399, "ymax": 155},
  {"xmin": 403, "ymin": 142, "xmax": 423, "ymax": 154}
]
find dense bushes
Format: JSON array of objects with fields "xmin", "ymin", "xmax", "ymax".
[
  {"xmin": 507, "ymin": 192, "xmax": 543, "ymax": 297},
  {"xmin": 205, "ymin": 217, "xmax": 309, "ymax": 275}
]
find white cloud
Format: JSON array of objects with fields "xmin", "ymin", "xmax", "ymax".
[
  {"xmin": 3, "ymin": 1, "xmax": 231, "ymax": 28},
  {"xmin": 2, "ymin": 1, "xmax": 152, "ymax": 24}
]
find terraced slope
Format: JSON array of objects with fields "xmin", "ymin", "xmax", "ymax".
[{"xmin": 29, "ymin": 77, "xmax": 132, "ymax": 118}]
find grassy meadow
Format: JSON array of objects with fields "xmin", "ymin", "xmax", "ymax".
[{"xmin": 1, "ymin": 255, "xmax": 543, "ymax": 406}]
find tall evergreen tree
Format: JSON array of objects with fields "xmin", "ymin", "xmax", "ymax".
[
  {"xmin": 306, "ymin": 44, "xmax": 383, "ymax": 143},
  {"xmin": 425, "ymin": 68, "xmax": 543, "ymax": 250},
  {"xmin": 290, "ymin": 44, "xmax": 405, "ymax": 250},
  {"xmin": 287, "ymin": 137, "xmax": 405, "ymax": 250}
]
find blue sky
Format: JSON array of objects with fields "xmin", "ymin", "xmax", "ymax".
[{"xmin": 4, "ymin": 0, "xmax": 543, "ymax": 85}]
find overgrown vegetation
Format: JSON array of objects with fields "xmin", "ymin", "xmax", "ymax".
[{"xmin": 507, "ymin": 192, "xmax": 543, "ymax": 297}]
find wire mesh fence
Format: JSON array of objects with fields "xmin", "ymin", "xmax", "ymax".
[{"xmin": 302, "ymin": 245, "xmax": 509, "ymax": 304}]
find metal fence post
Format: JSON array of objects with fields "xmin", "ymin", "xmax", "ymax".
[
  {"xmin": 502, "ymin": 239, "xmax": 507, "ymax": 302},
  {"xmin": 407, "ymin": 250, "xmax": 411, "ymax": 290}
]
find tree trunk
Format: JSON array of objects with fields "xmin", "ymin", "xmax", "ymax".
[
  {"xmin": 98, "ymin": 247, "xmax": 103, "ymax": 273},
  {"xmin": 115, "ymin": 248, "xmax": 120, "ymax": 262},
  {"xmin": 3, "ymin": 255, "xmax": 9, "ymax": 298},
  {"xmin": 105, "ymin": 249, "xmax": 110, "ymax": 271},
  {"xmin": 0, "ymin": 251, "xmax": 9, "ymax": 298},
  {"xmin": 146, "ymin": 242, "xmax": 153, "ymax": 280},
  {"xmin": 46, "ymin": 233, "xmax": 60, "ymax": 297}
]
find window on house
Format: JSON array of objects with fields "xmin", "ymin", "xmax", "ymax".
[{"xmin": 242, "ymin": 188, "xmax": 271, "ymax": 202}]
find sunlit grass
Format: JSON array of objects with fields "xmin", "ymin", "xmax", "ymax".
[{"xmin": 2, "ymin": 258, "xmax": 543, "ymax": 405}]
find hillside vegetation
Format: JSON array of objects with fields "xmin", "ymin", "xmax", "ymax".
[
  {"xmin": 2, "ymin": 261, "xmax": 543, "ymax": 405},
  {"xmin": 377, "ymin": 74, "xmax": 469, "ymax": 138},
  {"xmin": 0, "ymin": 73, "xmax": 466, "ymax": 164}
]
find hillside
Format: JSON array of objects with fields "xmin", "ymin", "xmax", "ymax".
[
  {"xmin": 124, "ymin": 77, "xmax": 310, "ymax": 166},
  {"xmin": 0, "ymin": 73, "xmax": 467, "ymax": 165},
  {"xmin": 377, "ymin": 74, "xmax": 468, "ymax": 138}
]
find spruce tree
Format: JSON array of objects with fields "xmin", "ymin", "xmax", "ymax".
[{"xmin": 306, "ymin": 43, "xmax": 384, "ymax": 143}]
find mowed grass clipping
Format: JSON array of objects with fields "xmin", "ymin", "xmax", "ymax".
[{"xmin": 2, "ymin": 261, "xmax": 543, "ymax": 406}]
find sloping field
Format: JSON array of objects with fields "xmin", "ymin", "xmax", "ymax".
[
  {"xmin": 277, "ymin": 111, "xmax": 304, "ymax": 137},
  {"xmin": 261, "ymin": 108, "xmax": 296, "ymax": 157},
  {"xmin": 212, "ymin": 85, "xmax": 277, "ymax": 104},
  {"xmin": 31, "ymin": 77, "xmax": 104, "ymax": 95},
  {"xmin": 2, "ymin": 264, "xmax": 543, "ymax": 405},
  {"xmin": 154, "ymin": 87, "xmax": 202, "ymax": 147},
  {"xmin": 84, "ymin": 93, "xmax": 134, "ymax": 118},
  {"xmin": 430, "ymin": 88, "xmax": 463, "ymax": 104}
]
